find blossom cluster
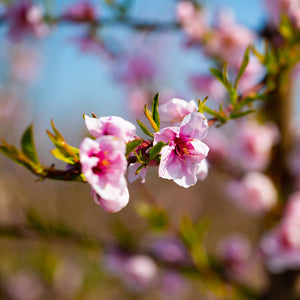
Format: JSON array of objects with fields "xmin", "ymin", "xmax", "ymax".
[{"xmin": 79, "ymin": 98, "xmax": 209, "ymax": 212}]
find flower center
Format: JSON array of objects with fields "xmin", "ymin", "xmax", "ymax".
[
  {"xmin": 174, "ymin": 137, "xmax": 194, "ymax": 158},
  {"xmin": 92, "ymin": 151, "xmax": 111, "ymax": 175}
]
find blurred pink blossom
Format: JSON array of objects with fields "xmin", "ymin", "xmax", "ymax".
[
  {"xmin": 150, "ymin": 236, "xmax": 189, "ymax": 265},
  {"xmin": 5, "ymin": 0, "xmax": 48, "ymax": 42},
  {"xmin": 204, "ymin": 10, "xmax": 256, "ymax": 64},
  {"xmin": 176, "ymin": 1, "xmax": 197, "ymax": 23},
  {"xmin": 127, "ymin": 88, "xmax": 150, "ymax": 116},
  {"xmin": 62, "ymin": 0, "xmax": 97, "ymax": 23},
  {"xmin": 203, "ymin": 128, "xmax": 230, "ymax": 163},
  {"xmin": 122, "ymin": 255, "xmax": 157, "ymax": 292},
  {"xmin": 5, "ymin": 271, "xmax": 45, "ymax": 300},
  {"xmin": 71, "ymin": 32, "xmax": 114, "ymax": 58},
  {"xmin": 218, "ymin": 235, "xmax": 251, "ymax": 275},
  {"xmin": 176, "ymin": 1, "xmax": 207, "ymax": 43},
  {"xmin": 230, "ymin": 120, "xmax": 279, "ymax": 171},
  {"xmin": 10, "ymin": 46, "xmax": 41, "ymax": 83},
  {"xmin": 189, "ymin": 74, "xmax": 227, "ymax": 103},
  {"xmin": 104, "ymin": 251, "xmax": 157, "ymax": 292},
  {"xmin": 158, "ymin": 98, "xmax": 197, "ymax": 127},
  {"xmin": 84, "ymin": 115, "xmax": 136, "ymax": 143},
  {"xmin": 265, "ymin": 0, "xmax": 300, "ymax": 28},
  {"xmin": 154, "ymin": 112, "xmax": 209, "ymax": 187},
  {"xmin": 227, "ymin": 172, "xmax": 277, "ymax": 214},
  {"xmin": 260, "ymin": 193, "xmax": 300, "ymax": 273},
  {"xmin": 116, "ymin": 54, "xmax": 156, "ymax": 86},
  {"xmin": 159, "ymin": 271, "xmax": 190, "ymax": 299},
  {"xmin": 80, "ymin": 136, "xmax": 129, "ymax": 212}
]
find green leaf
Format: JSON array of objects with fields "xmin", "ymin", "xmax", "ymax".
[
  {"xmin": 210, "ymin": 66, "xmax": 231, "ymax": 90},
  {"xmin": 0, "ymin": 144, "xmax": 33, "ymax": 170},
  {"xmin": 148, "ymin": 141, "xmax": 166, "ymax": 160},
  {"xmin": 126, "ymin": 139, "xmax": 143, "ymax": 156},
  {"xmin": 234, "ymin": 46, "xmax": 250, "ymax": 89},
  {"xmin": 210, "ymin": 68, "xmax": 224, "ymax": 83},
  {"xmin": 203, "ymin": 106, "xmax": 219, "ymax": 117},
  {"xmin": 0, "ymin": 139, "xmax": 41, "ymax": 172},
  {"xmin": 21, "ymin": 124, "xmax": 40, "ymax": 165},
  {"xmin": 144, "ymin": 105, "xmax": 159, "ymax": 132},
  {"xmin": 135, "ymin": 165, "xmax": 144, "ymax": 175},
  {"xmin": 151, "ymin": 93, "xmax": 160, "ymax": 129},
  {"xmin": 198, "ymin": 96, "xmax": 209, "ymax": 113},
  {"xmin": 230, "ymin": 109, "xmax": 256, "ymax": 119},
  {"xmin": 136, "ymin": 119, "xmax": 154, "ymax": 138},
  {"xmin": 51, "ymin": 148, "xmax": 75, "ymax": 164},
  {"xmin": 46, "ymin": 120, "xmax": 79, "ymax": 164},
  {"xmin": 222, "ymin": 62, "xmax": 231, "ymax": 89},
  {"xmin": 279, "ymin": 15, "xmax": 294, "ymax": 41}
]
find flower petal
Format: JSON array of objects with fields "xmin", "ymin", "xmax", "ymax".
[{"xmin": 180, "ymin": 112, "xmax": 208, "ymax": 140}]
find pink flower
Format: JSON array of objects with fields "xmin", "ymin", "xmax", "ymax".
[
  {"xmin": 196, "ymin": 159, "xmax": 209, "ymax": 180},
  {"xmin": 154, "ymin": 112, "xmax": 209, "ymax": 188},
  {"xmin": 80, "ymin": 136, "xmax": 129, "ymax": 212},
  {"xmin": 158, "ymin": 98, "xmax": 197, "ymax": 127},
  {"xmin": 84, "ymin": 115, "xmax": 136, "ymax": 143},
  {"xmin": 189, "ymin": 74, "xmax": 227, "ymax": 103},
  {"xmin": 230, "ymin": 120, "xmax": 279, "ymax": 171},
  {"xmin": 5, "ymin": 0, "xmax": 48, "ymax": 42},
  {"xmin": 127, "ymin": 162, "xmax": 147, "ymax": 184},
  {"xmin": 227, "ymin": 172, "xmax": 277, "ymax": 214},
  {"xmin": 62, "ymin": 0, "xmax": 97, "ymax": 23}
]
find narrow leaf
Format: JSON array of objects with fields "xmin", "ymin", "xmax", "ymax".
[
  {"xmin": 51, "ymin": 119, "xmax": 64, "ymax": 140},
  {"xmin": 152, "ymin": 93, "xmax": 160, "ymax": 129},
  {"xmin": 210, "ymin": 67, "xmax": 231, "ymax": 90},
  {"xmin": 126, "ymin": 139, "xmax": 143, "ymax": 156},
  {"xmin": 203, "ymin": 106, "xmax": 219, "ymax": 117},
  {"xmin": 222, "ymin": 62, "xmax": 231, "ymax": 89},
  {"xmin": 149, "ymin": 141, "xmax": 166, "ymax": 160},
  {"xmin": 51, "ymin": 148, "xmax": 75, "ymax": 164},
  {"xmin": 135, "ymin": 165, "xmax": 144, "ymax": 175},
  {"xmin": 144, "ymin": 105, "xmax": 159, "ymax": 132},
  {"xmin": 136, "ymin": 119, "xmax": 154, "ymax": 138},
  {"xmin": 234, "ymin": 46, "xmax": 250, "ymax": 89},
  {"xmin": 21, "ymin": 124, "xmax": 39, "ymax": 165},
  {"xmin": 230, "ymin": 109, "xmax": 256, "ymax": 119},
  {"xmin": 198, "ymin": 96, "xmax": 209, "ymax": 113}
]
